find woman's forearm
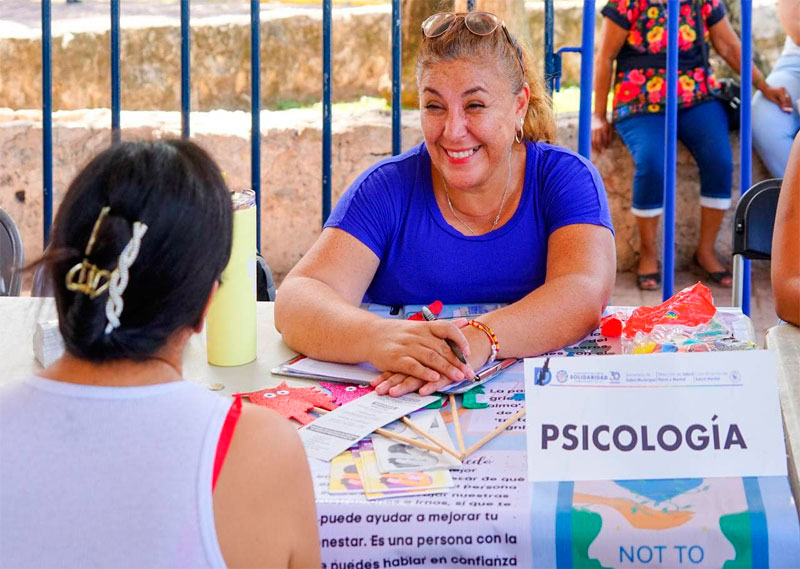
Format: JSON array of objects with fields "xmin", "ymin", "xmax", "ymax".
[
  {"xmin": 772, "ymin": 133, "xmax": 800, "ymax": 326},
  {"xmin": 594, "ymin": 56, "xmax": 614, "ymax": 118},
  {"xmin": 774, "ymin": 278, "xmax": 800, "ymax": 325},
  {"xmin": 480, "ymin": 225, "xmax": 616, "ymax": 359},
  {"xmin": 713, "ymin": 32, "xmax": 769, "ymax": 91},
  {"xmin": 274, "ymin": 276, "xmax": 381, "ymax": 363},
  {"xmin": 481, "ymin": 259, "xmax": 615, "ymax": 360}
]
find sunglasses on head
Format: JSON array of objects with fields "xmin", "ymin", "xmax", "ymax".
[{"xmin": 421, "ymin": 12, "xmax": 525, "ymax": 78}]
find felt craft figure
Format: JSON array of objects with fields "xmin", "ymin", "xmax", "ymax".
[
  {"xmin": 319, "ymin": 382, "xmax": 373, "ymax": 406},
  {"xmin": 236, "ymin": 381, "xmax": 336, "ymax": 425}
]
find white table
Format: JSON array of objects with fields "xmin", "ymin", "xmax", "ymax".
[{"xmin": 766, "ymin": 323, "xmax": 800, "ymax": 522}]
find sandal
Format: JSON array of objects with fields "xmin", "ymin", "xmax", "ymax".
[
  {"xmin": 636, "ymin": 272, "xmax": 661, "ymax": 291},
  {"xmin": 692, "ymin": 253, "xmax": 733, "ymax": 288}
]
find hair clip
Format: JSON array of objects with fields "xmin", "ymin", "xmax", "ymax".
[
  {"xmin": 104, "ymin": 221, "xmax": 148, "ymax": 334},
  {"xmin": 63, "ymin": 206, "xmax": 149, "ymax": 334},
  {"xmin": 65, "ymin": 207, "xmax": 114, "ymax": 299}
]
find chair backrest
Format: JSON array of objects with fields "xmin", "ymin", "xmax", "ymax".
[
  {"xmin": 256, "ymin": 253, "xmax": 276, "ymax": 301},
  {"xmin": 0, "ymin": 208, "xmax": 24, "ymax": 296},
  {"xmin": 732, "ymin": 178, "xmax": 782, "ymax": 261}
]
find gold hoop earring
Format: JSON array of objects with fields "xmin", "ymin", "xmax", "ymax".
[{"xmin": 515, "ymin": 118, "xmax": 524, "ymax": 144}]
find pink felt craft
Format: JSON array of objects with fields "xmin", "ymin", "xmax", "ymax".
[
  {"xmin": 235, "ymin": 381, "xmax": 336, "ymax": 425},
  {"xmin": 320, "ymin": 382, "xmax": 374, "ymax": 406}
]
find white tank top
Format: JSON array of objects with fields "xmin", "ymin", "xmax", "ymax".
[
  {"xmin": 0, "ymin": 376, "xmax": 231, "ymax": 568},
  {"xmin": 783, "ymin": 36, "xmax": 800, "ymax": 57}
]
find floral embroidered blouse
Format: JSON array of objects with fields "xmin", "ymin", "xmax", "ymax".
[{"xmin": 601, "ymin": 0, "xmax": 727, "ymax": 122}]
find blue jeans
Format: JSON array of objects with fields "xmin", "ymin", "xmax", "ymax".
[
  {"xmin": 753, "ymin": 53, "xmax": 800, "ymax": 178},
  {"xmin": 615, "ymin": 101, "xmax": 733, "ymax": 217}
]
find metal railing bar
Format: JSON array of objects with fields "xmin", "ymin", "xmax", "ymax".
[
  {"xmin": 111, "ymin": 0, "xmax": 121, "ymax": 143},
  {"xmin": 577, "ymin": 1, "xmax": 595, "ymax": 159},
  {"xmin": 251, "ymin": 0, "xmax": 262, "ymax": 252},
  {"xmin": 42, "ymin": 0, "xmax": 53, "ymax": 247},
  {"xmin": 736, "ymin": 1, "xmax": 754, "ymax": 315},
  {"xmin": 391, "ymin": 0, "xmax": 401, "ymax": 156},
  {"xmin": 544, "ymin": 0, "xmax": 554, "ymax": 95},
  {"xmin": 543, "ymin": 2, "xmax": 593, "ymax": 158},
  {"xmin": 662, "ymin": 0, "xmax": 679, "ymax": 300},
  {"xmin": 322, "ymin": 0, "xmax": 332, "ymax": 225},
  {"xmin": 180, "ymin": 0, "xmax": 190, "ymax": 138}
]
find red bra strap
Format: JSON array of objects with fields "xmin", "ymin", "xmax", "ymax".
[{"xmin": 212, "ymin": 395, "xmax": 243, "ymax": 492}]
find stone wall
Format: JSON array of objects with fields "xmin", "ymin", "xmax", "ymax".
[
  {"xmin": 0, "ymin": 107, "xmax": 768, "ymax": 285},
  {"xmin": 0, "ymin": 8, "xmax": 393, "ymax": 112},
  {"xmin": 0, "ymin": 2, "xmax": 787, "ymax": 112}
]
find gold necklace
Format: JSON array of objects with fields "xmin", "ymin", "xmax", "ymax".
[{"xmin": 442, "ymin": 151, "xmax": 513, "ymax": 236}]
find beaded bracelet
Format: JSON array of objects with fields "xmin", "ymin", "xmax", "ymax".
[{"xmin": 467, "ymin": 320, "xmax": 499, "ymax": 364}]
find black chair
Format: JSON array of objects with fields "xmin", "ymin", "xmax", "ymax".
[
  {"xmin": 256, "ymin": 253, "xmax": 276, "ymax": 301},
  {"xmin": 0, "ymin": 207, "xmax": 24, "ymax": 296},
  {"xmin": 731, "ymin": 178, "xmax": 782, "ymax": 309},
  {"xmin": 732, "ymin": 178, "xmax": 782, "ymax": 261}
]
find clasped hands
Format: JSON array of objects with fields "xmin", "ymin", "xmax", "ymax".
[{"xmin": 366, "ymin": 318, "xmax": 491, "ymax": 397}]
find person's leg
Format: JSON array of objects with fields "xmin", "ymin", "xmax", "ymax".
[
  {"xmin": 635, "ymin": 215, "xmax": 660, "ymax": 286},
  {"xmin": 678, "ymin": 101, "xmax": 733, "ymax": 285},
  {"xmin": 615, "ymin": 114, "xmax": 667, "ymax": 288},
  {"xmin": 697, "ymin": 206, "xmax": 730, "ymax": 282},
  {"xmin": 752, "ymin": 54, "xmax": 800, "ymax": 177}
]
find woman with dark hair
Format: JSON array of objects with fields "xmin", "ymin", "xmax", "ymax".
[
  {"xmin": 592, "ymin": 0, "xmax": 792, "ymax": 290},
  {"xmin": 0, "ymin": 140, "xmax": 320, "ymax": 568},
  {"xmin": 275, "ymin": 12, "xmax": 616, "ymax": 397}
]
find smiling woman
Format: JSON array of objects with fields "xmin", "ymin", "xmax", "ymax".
[{"xmin": 275, "ymin": 11, "xmax": 616, "ymax": 397}]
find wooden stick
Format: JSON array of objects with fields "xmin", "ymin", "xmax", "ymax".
[
  {"xmin": 462, "ymin": 408, "xmax": 527, "ymax": 458},
  {"xmin": 311, "ymin": 407, "xmax": 442, "ymax": 454},
  {"xmin": 401, "ymin": 416, "xmax": 462, "ymax": 460},
  {"xmin": 449, "ymin": 394, "xmax": 466, "ymax": 457},
  {"xmin": 374, "ymin": 428, "xmax": 443, "ymax": 454}
]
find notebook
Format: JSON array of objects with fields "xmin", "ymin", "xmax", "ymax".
[{"xmin": 271, "ymin": 355, "xmax": 520, "ymax": 395}]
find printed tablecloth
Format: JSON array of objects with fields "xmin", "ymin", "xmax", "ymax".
[{"xmin": 312, "ymin": 320, "xmax": 800, "ymax": 569}]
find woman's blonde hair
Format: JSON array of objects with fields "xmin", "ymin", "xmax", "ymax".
[{"xmin": 416, "ymin": 13, "xmax": 556, "ymax": 143}]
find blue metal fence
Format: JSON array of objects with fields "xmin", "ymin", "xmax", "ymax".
[
  {"xmin": 111, "ymin": 0, "xmax": 121, "ymax": 143},
  {"xmin": 545, "ymin": 0, "xmax": 595, "ymax": 159},
  {"xmin": 41, "ymin": 0, "xmax": 52, "ymax": 245},
  {"xmin": 38, "ymin": 2, "xmax": 755, "ymax": 311},
  {"xmin": 391, "ymin": 0, "xmax": 402, "ymax": 157},
  {"xmin": 735, "ymin": 1, "xmax": 754, "ymax": 314},
  {"xmin": 180, "ymin": 0, "xmax": 190, "ymax": 138},
  {"xmin": 663, "ymin": 0, "xmax": 680, "ymax": 300},
  {"xmin": 322, "ymin": 0, "xmax": 332, "ymax": 225},
  {"xmin": 251, "ymin": 0, "xmax": 262, "ymax": 250}
]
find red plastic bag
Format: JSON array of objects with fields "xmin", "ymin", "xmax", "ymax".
[{"xmin": 624, "ymin": 282, "xmax": 716, "ymax": 338}]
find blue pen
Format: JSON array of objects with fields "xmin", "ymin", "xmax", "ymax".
[{"xmin": 421, "ymin": 305, "xmax": 469, "ymax": 366}]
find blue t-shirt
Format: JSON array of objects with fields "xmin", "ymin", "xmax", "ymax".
[{"xmin": 325, "ymin": 141, "xmax": 614, "ymax": 306}]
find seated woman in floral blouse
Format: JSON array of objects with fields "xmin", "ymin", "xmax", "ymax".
[{"xmin": 592, "ymin": 0, "xmax": 792, "ymax": 290}]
